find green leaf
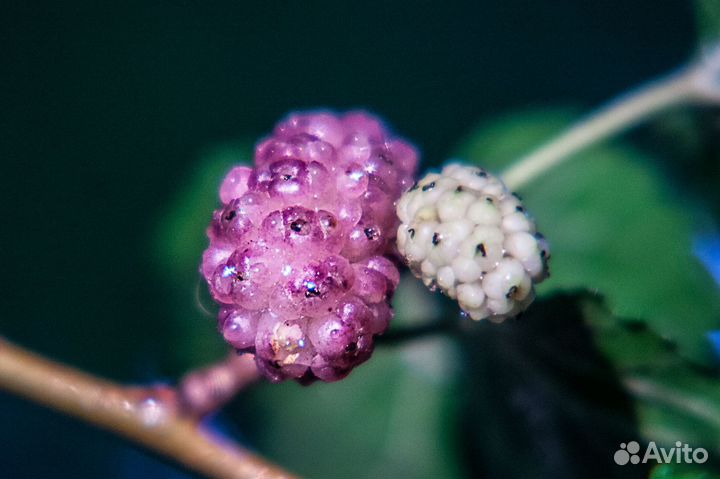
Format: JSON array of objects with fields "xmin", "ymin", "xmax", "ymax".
[
  {"xmin": 390, "ymin": 272, "xmax": 444, "ymax": 328},
  {"xmin": 696, "ymin": 0, "xmax": 720, "ymax": 44},
  {"xmin": 454, "ymin": 108, "xmax": 720, "ymax": 365},
  {"xmin": 583, "ymin": 297, "xmax": 720, "ymax": 457},
  {"xmin": 651, "ymin": 463, "xmax": 720, "ymax": 479},
  {"xmin": 154, "ymin": 141, "xmax": 253, "ymax": 277},
  {"xmin": 152, "ymin": 141, "xmax": 252, "ymax": 373},
  {"xmin": 237, "ymin": 337, "xmax": 464, "ymax": 479}
]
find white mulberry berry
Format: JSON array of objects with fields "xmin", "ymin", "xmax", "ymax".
[{"xmin": 396, "ymin": 163, "xmax": 550, "ymax": 322}]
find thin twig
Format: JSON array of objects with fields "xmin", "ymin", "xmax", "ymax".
[
  {"xmin": 502, "ymin": 44, "xmax": 720, "ymax": 191},
  {"xmin": 501, "ymin": 70, "xmax": 695, "ymax": 190},
  {"xmin": 0, "ymin": 337, "xmax": 296, "ymax": 479}
]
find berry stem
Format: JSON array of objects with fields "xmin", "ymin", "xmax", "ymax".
[
  {"xmin": 378, "ymin": 316, "xmax": 458, "ymax": 344},
  {"xmin": 502, "ymin": 45, "xmax": 720, "ymax": 191},
  {"xmin": 179, "ymin": 352, "xmax": 260, "ymax": 418},
  {"xmin": 0, "ymin": 337, "xmax": 294, "ymax": 479}
]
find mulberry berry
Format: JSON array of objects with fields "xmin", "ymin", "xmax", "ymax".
[
  {"xmin": 202, "ymin": 111, "xmax": 418, "ymax": 382},
  {"xmin": 396, "ymin": 164, "xmax": 550, "ymax": 322}
]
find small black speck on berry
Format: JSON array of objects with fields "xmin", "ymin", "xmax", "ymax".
[
  {"xmin": 290, "ymin": 220, "xmax": 307, "ymax": 233},
  {"xmin": 364, "ymin": 227, "xmax": 379, "ymax": 240},
  {"xmin": 305, "ymin": 282, "xmax": 321, "ymax": 298},
  {"xmin": 432, "ymin": 232, "xmax": 441, "ymax": 246}
]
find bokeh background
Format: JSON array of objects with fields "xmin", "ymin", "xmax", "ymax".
[{"xmin": 2, "ymin": 1, "xmax": 720, "ymax": 478}]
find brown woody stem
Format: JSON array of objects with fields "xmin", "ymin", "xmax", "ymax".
[{"xmin": 0, "ymin": 337, "xmax": 296, "ymax": 479}]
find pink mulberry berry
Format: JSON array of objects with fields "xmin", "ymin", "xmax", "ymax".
[{"xmin": 202, "ymin": 111, "xmax": 418, "ymax": 382}]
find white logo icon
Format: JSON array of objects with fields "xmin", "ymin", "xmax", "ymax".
[
  {"xmin": 613, "ymin": 441, "xmax": 708, "ymax": 465},
  {"xmin": 614, "ymin": 441, "xmax": 641, "ymax": 465}
]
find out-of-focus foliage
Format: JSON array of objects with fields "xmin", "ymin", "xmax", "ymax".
[
  {"xmin": 455, "ymin": 109, "xmax": 720, "ymax": 366},
  {"xmin": 696, "ymin": 0, "xmax": 720, "ymax": 43},
  {"xmin": 153, "ymin": 142, "xmax": 252, "ymax": 373},
  {"xmin": 235, "ymin": 334, "xmax": 463, "ymax": 479},
  {"xmin": 584, "ymin": 299, "xmax": 720, "ymax": 459},
  {"xmin": 651, "ymin": 463, "xmax": 720, "ymax": 479}
]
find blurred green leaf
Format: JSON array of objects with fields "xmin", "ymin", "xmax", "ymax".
[
  {"xmin": 391, "ymin": 272, "xmax": 444, "ymax": 328},
  {"xmin": 236, "ymin": 338, "xmax": 463, "ymax": 479},
  {"xmin": 696, "ymin": 0, "xmax": 720, "ymax": 44},
  {"xmin": 155, "ymin": 141, "xmax": 253, "ymax": 276},
  {"xmin": 583, "ymin": 298, "xmax": 720, "ymax": 458},
  {"xmin": 454, "ymin": 109, "xmax": 720, "ymax": 365},
  {"xmin": 651, "ymin": 463, "xmax": 720, "ymax": 479},
  {"xmin": 153, "ymin": 141, "xmax": 252, "ymax": 373}
]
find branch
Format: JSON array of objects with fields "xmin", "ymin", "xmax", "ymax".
[
  {"xmin": 502, "ymin": 43, "xmax": 720, "ymax": 191},
  {"xmin": 0, "ymin": 337, "xmax": 296, "ymax": 479}
]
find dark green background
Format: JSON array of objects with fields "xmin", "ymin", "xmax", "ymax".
[{"xmin": 0, "ymin": 1, "xmax": 705, "ymax": 478}]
